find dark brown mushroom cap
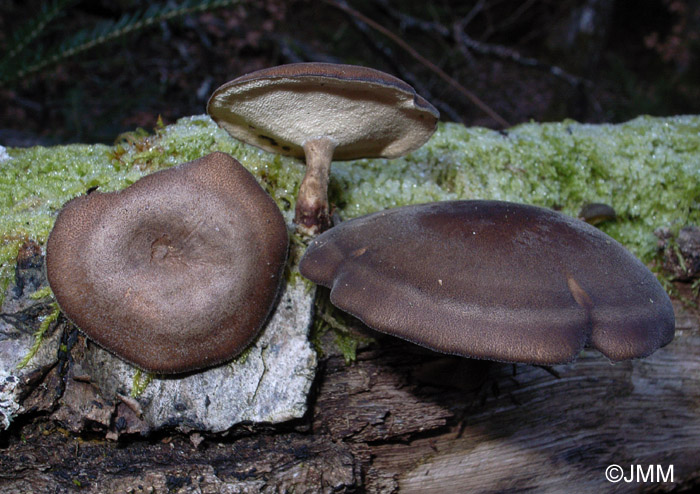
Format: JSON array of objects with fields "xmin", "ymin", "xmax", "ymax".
[
  {"xmin": 299, "ymin": 201, "xmax": 675, "ymax": 365},
  {"xmin": 206, "ymin": 62, "xmax": 439, "ymax": 160},
  {"xmin": 46, "ymin": 152, "xmax": 288, "ymax": 374},
  {"xmin": 579, "ymin": 202, "xmax": 617, "ymax": 225}
]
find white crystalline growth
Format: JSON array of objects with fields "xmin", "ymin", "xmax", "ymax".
[
  {"xmin": 0, "ymin": 369, "xmax": 21, "ymax": 430},
  {"xmin": 0, "ymin": 145, "xmax": 11, "ymax": 163}
]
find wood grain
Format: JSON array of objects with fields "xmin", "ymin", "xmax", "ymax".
[{"xmin": 1, "ymin": 296, "xmax": 698, "ymax": 493}]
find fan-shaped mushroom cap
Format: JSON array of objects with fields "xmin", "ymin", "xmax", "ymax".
[
  {"xmin": 299, "ymin": 201, "xmax": 675, "ymax": 365},
  {"xmin": 207, "ymin": 62, "xmax": 439, "ymax": 234},
  {"xmin": 207, "ymin": 62, "xmax": 439, "ymax": 160},
  {"xmin": 46, "ymin": 152, "xmax": 288, "ymax": 374}
]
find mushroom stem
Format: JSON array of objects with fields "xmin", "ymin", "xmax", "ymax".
[{"xmin": 295, "ymin": 136, "xmax": 337, "ymax": 235}]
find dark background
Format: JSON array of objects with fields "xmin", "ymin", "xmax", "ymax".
[{"xmin": 1, "ymin": 0, "xmax": 698, "ymax": 146}]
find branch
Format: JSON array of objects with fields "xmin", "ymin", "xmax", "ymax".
[
  {"xmin": 324, "ymin": 0, "xmax": 510, "ymax": 128},
  {"xmin": 453, "ymin": 21, "xmax": 590, "ymax": 88},
  {"xmin": 339, "ymin": 8, "xmax": 464, "ymax": 123},
  {"xmin": 381, "ymin": 0, "xmax": 591, "ymax": 89}
]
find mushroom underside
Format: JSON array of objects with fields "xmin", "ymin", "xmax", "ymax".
[{"xmin": 207, "ymin": 62, "xmax": 440, "ymax": 236}]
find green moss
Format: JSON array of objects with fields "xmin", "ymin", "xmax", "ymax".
[
  {"xmin": 310, "ymin": 288, "xmax": 374, "ymax": 362},
  {"xmin": 334, "ymin": 330, "xmax": 360, "ymax": 365},
  {"xmin": 130, "ymin": 369, "xmax": 154, "ymax": 398},
  {"xmin": 16, "ymin": 302, "xmax": 60, "ymax": 370},
  {"xmin": 332, "ymin": 116, "xmax": 700, "ymax": 262},
  {"xmin": 2, "ymin": 114, "xmax": 699, "ymax": 297},
  {"xmin": 29, "ymin": 286, "xmax": 53, "ymax": 300},
  {"xmin": 230, "ymin": 343, "xmax": 254, "ymax": 366}
]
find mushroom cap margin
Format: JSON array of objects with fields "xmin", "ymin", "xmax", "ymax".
[
  {"xmin": 207, "ymin": 62, "xmax": 439, "ymax": 161},
  {"xmin": 46, "ymin": 152, "xmax": 289, "ymax": 374}
]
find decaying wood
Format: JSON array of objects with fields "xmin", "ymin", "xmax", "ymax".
[{"xmin": 1, "ymin": 287, "xmax": 699, "ymax": 492}]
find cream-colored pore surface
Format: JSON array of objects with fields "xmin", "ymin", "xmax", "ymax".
[{"xmin": 210, "ymin": 79, "xmax": 435, "ymax": 159}]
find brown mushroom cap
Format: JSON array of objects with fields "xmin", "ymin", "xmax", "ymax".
[
  {"xmin": 207, "ymin": 62, "xmax": 439, "ymax": 235},
  {"xmin": 46, "ymin": 152, "xmax": 288, "ymax": 374},
  {"xmin": 299, "ymin": 200, "xmax": 675, "ymax": 365},
  {"xmin": 579, "ymin": 202, "xmax": 617, "ymax": 225},
  {"xmin": 206, "ymin": 62, "xmax": 439, "ymax": 160}
]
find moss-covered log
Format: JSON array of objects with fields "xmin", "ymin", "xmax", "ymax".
[
  {"xmin": 1, "ymin": 115, "xmax": 699, "ymax": 492},
  {"xmin": 2, "ymin": 114, "xmax": 699, "ymax": 292}
]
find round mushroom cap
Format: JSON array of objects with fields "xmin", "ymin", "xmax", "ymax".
[
  {"xmin": 299, "ymin": 201, "xmax": 675, "ymax": 365},
  {"xmin": 207, "ymin": 62, "xmax": 439, "ymax": 160},
  {"xmin": 46, "ymin": 152, "xmax": 288, "ymax": 374}
]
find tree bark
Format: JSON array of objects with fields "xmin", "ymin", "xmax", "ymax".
[{"xmin": 1, "ymin": 288, "xmax": 699, "ymax": 493}]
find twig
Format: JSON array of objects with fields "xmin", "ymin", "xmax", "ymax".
[
  {"xmin": 342, "ymin": 9, "xmax": 464, "ymax": 123},
  {"xmin": 381, "ymin": 0, "xmax": 591, "ymax": 90},
  {"xmin": 491, "ymin": 0, "xmax": 538, "ymax": 34},
  {"xmin": 453, "ymin": 24, "xmax": 590, "ymax": 89},
  {"xmin": 267, "ymin": 33, "xmax": 343, "ymax": 65},
  {"xmin": 325, "ymin": 0, "xmax": 510, "ymax": 128}
]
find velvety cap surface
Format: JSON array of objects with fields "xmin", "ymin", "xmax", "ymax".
[
  {"xmin": 46, "ymin": 152, "xmax": 289, "ymax": 373},
  {"xmin": 207, "ymin": 62, "xmax": 439, "ymax": 160},
  {"xmin": 299, "ymin": 201, "xmax": 675, "ymax": 364}
]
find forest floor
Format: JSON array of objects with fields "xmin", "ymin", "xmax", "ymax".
[{"xmin": 1, "ymin": 0, "xmax": 699, "ymax": 146}]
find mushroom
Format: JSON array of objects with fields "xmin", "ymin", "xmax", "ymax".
[
  {"xmin": 45, "ymin": 152, "xmax": 288, "ymax": 374},
  {"xmin": 578, "ymin": 202, "xmax": 616, "ymax": 225},
  {"xmin": 207, "ymin": 62, "xmax": 439, "ymax": 235},
  {"xmin": 299, "ymin": 200, "xmax": 675, "ymax": 364}
]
